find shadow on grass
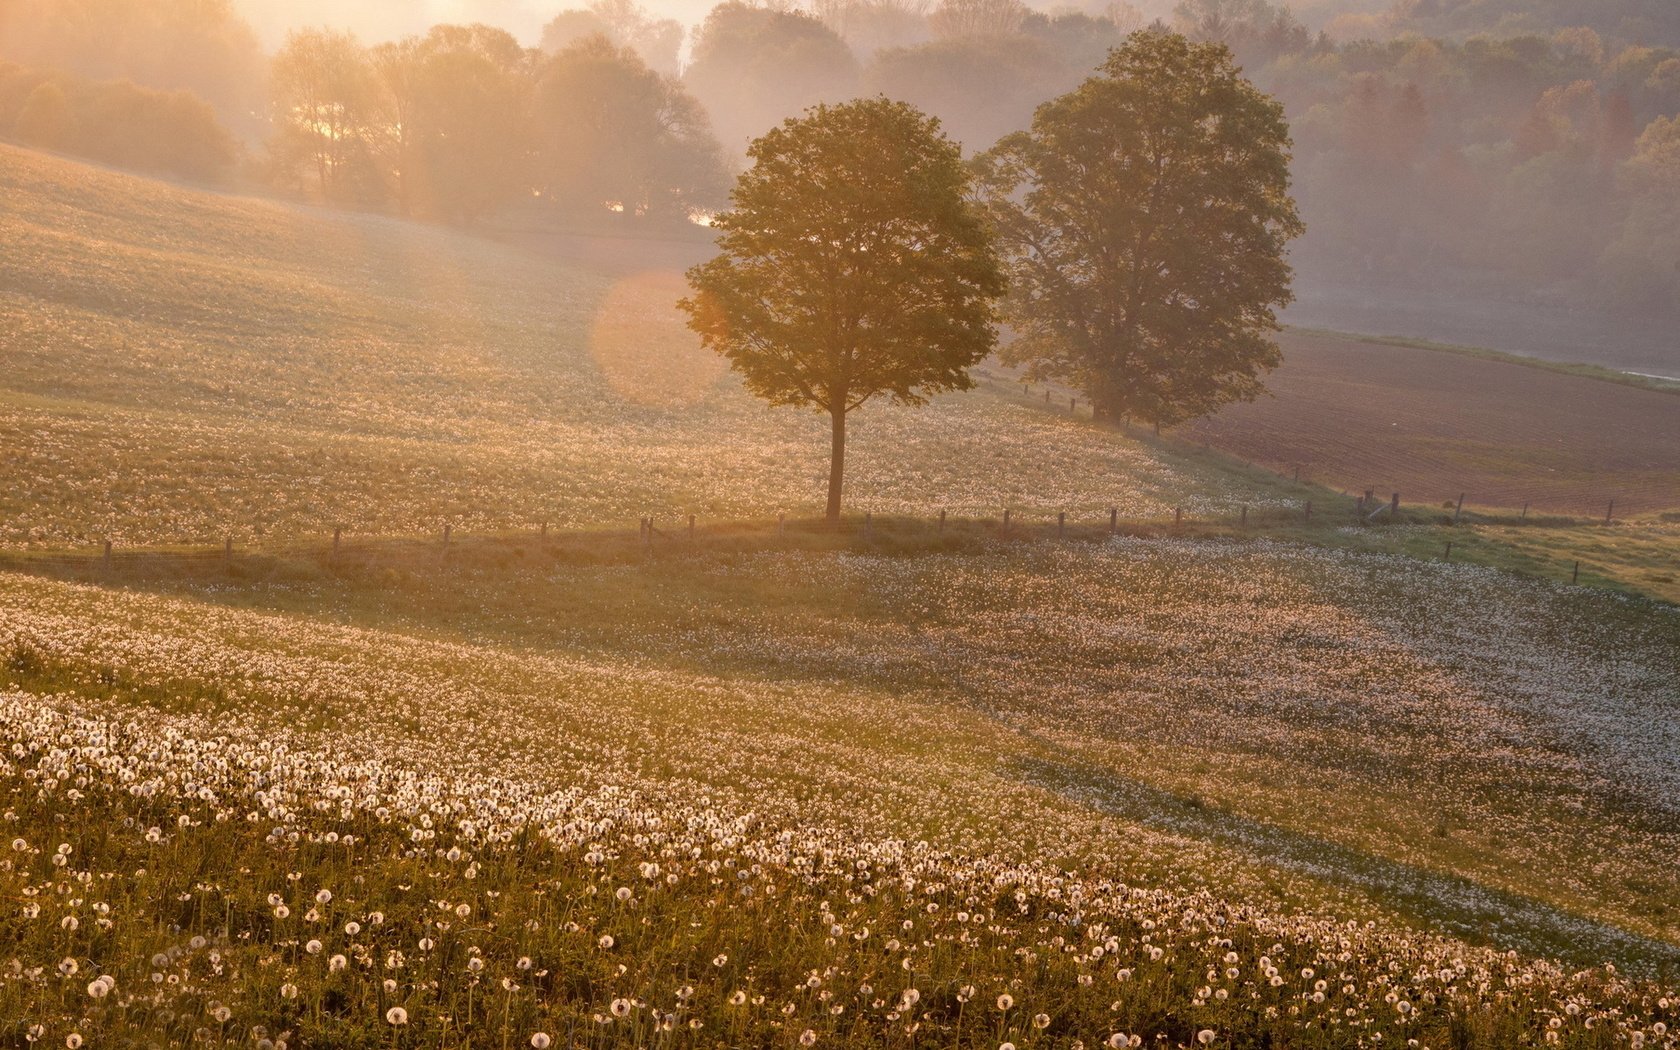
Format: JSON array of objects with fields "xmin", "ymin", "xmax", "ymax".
[{"xmin": 1015, "ymin": 755, "xmax": 1680, "ymax": 977}]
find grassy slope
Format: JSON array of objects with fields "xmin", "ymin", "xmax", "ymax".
[
  {"xmin": 6, "ymin": 531, "xmax": 1678, "ymax": 958},
  {"xmin": 2, "ymin": 145, "xmax": 1679, "ymax": 1044},
  {"xmin": 5, "ymin": 141, "xmax": 1671, "ymax": 601},
  {"xmin": 0, "ymin": 143, "xmax": 1245, "ymax": 547}
]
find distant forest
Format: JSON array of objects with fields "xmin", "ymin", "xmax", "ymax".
[{"xmin": 2, "ymin": 0, "xmax": 1678, "ymax": 314}]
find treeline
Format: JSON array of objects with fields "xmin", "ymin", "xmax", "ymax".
[
  {"xmin": 2, "ymin": 0, "xmax": 1679, "ymax": 310},
  {"xmin": 1324, "ymin": 0, "xmax": 1680, "ymax": 47},
  {"xmin": 262, "ymin": 24, "xmax": 727, "ymax": 224},
  {"xmin": 0, "ymin": 0, "xmax": 265, "ymax": 135},
  {"xmin": 1221, "ymin": 3, "xmax": 1680, "ymax": 308},
  {"xmin": 0, "ymin": 64, "xmax": 237, "ymax": 181}
]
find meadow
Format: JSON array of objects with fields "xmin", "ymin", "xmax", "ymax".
[
  {"xmin": 3, "ymin": 539, "xmax": 1680, "ymax": 1046},
  {"xmin": 2, "ymin": 143, "xmax": 1679, "ymax": 1047},
  {"xmin": 0, "ymin": 143, "xmax": 1246, "ymax": 549}
]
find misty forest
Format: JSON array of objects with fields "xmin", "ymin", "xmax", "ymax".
[
  {"xmin": 4, "ymin": 0, "xmax": 1680, "ymax": 320},
  {"xmin": 1, "ymin": 0, "xmax": 1678, "ymax": 1047}
]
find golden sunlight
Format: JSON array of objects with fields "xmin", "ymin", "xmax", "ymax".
[{"xmin": 587, "ymin": 269, "xmax": 724, "ymax": 406}]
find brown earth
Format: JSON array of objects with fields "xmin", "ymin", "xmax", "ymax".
[{"xmin": 1182, "ymin": 329, "xmax": 1680, "ymax": 517}]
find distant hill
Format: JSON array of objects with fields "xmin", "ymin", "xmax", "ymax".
[{"xmin": 1337, "ymin": 0, "xmax": 1680, "ymax": 45}]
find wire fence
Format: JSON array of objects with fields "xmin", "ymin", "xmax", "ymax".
[{"xmin": 1, "ymin": 488, "xmax": 1660, "ymax": 600}]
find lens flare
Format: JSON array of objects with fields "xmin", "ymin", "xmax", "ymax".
[{"xmin": 587, "ymin": 270, "xmax": 724, "ymax": 408}]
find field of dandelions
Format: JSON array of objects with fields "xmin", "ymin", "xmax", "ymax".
[
  {"xmin": 4, "ymin": 539, "xmax": 1679, "ymax": 1047},
  {"xmin": 3, "ymin": 145, "xmax": 1680, "ymax": 1048}
]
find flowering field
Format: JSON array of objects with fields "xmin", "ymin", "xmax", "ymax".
[
  {"xmin": 2, "ymin": 537, "xmax": 1678, "ymax": 1047},
  {"xmin": 5, "ymin": 144, "xmax": 1680, "ymax": 1048}
]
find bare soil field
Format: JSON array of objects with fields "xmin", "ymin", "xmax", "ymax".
[{"xmin": 1183, "ymin": 328, "xmax": 1680, "ymax": 517}]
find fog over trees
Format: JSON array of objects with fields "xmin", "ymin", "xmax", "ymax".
[{"xmin": 3, "ymin": 0, "xmax": 1680, "ymax": 316}]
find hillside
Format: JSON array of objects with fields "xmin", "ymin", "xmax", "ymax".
[
  {"xmin": 2, "ymin": 144, "xmax": 1679, "ymax": 1047},
  {"xmin": 0, "ymin": 143, "xmax": 1248, "ymax": 547},
  {"xmin": 6, "ymin": 142, "xmax": 1676, "ymax": 542}
]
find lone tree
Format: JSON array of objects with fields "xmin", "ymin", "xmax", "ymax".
[
  {"xmin": 978, "ymin": 31, "xmax": 1303, "ymax": 427},
  {"xmin": 680, "ymin": 98, "xmax": 1004, "ymax": 523}
]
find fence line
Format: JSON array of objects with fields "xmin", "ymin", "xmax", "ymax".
[{"xmin": 1, "ymin": 492, "xmax": 1645, "ymax": 597}]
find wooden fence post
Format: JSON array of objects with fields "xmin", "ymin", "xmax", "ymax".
[
  {"xmin": 540, "ymin": 521, "xmax": 548, "ymax": 540},
  {"xmin": 1109, "ymin": 507, "xmax": 1118, "ymax": 534},
  {"xmin": 224, "ymin": 535, "xmax": 233, "ymax": 562},
  {"xmin": 688, "ymin": 514, "xmax": 696, "ymax": 540},
  {"xmin": 1304, "ymin": 501, "xmax": 1313, "ymax": 521},
  {"xmin": 1572, "ymin": 561, "xmax": 1580, "ymax": 584},
  {"xmin": 1174, "ymin": 506, "xmax": 1182, "ymax": 526},
  {"xmin": 1520, "ymin": 502, "xmax": 1529, "ymax": 520},
  {"xmin": 1240, "ymin": 505, "xmax": 1248, "ymax": 527},
  {"xmin": 1390, "ymin": 493, "xmax": 1399, "ymax": 516},
  {"xmin": 1453, "ymin": 494, "xmax": 1465, "ymax": 524},
  {"xmin": 332, "ymin": 527, "xmax": 341, "ymax": 558},
  {"xmin": 1057, "ymin": 512, "xmax": 1065, "ymax": 537},
  {"xmin": 864, "ymin": 511, "xmax": 872, "ymax": 536},
  {"xmin": 1605, "ymin": 500, "xmax": 1615, "ymax": 525},
  {"xmin": 443, "ymin": 524, "xmax": 451, "ymax": 548},
  {"xmin": 938, "ymin": 509, "xmax": 946, "ymax": 533},
  {"xmin": 1444, "ymin": 542, "xmax": 1452, "ymax": 562},
  {"xmin": 1003, "ymin": 508, "xmax": 1011, "ymax": 530},
  {"xmin": 103, "ymin": 540, "xmax": 112, "ymax": 570}
]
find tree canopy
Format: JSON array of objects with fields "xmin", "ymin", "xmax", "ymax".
[
  {"xmin": 534, "ymin": 36, "xmax": 727, "ymax": 223},
  {"xmin": 0, "ymin": 63, "xmax": 237, "ymax": 180},
  {"xmin": 980, "ymin": 30, "xmax": 1304, "ymax": 427},
  {"xmin": 681, "ymin": 98, "xmax": 1003, "ymax": 521}
]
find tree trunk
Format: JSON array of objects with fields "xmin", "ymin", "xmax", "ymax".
[
  {"xmin": 1091, "ymin": 394, "xmax": 1123, "ymax": 425},
  {"xmin": 826, "ymin": 407, "xmax": 846, "ymax": 524}
]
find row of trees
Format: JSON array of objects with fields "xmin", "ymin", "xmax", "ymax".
[
  {"xmin": 3, "ymin": 0, "xmax": 1678, "ymax": 308},
  {"xmin": 1323, "ymin": 0, "xmax": 1679, "ymax": 45},
  {"xmin": 266, "ymin": 24, "xmax": 727, "ymax": 223},
  {"xmin": 685, "ymin": 33, "xmax": 1301, "ymax": 519},
  {"xmin": 0, "ymin": 62, "xmax": 236, "ymax": 180}
]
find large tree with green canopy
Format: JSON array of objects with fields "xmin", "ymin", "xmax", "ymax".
[
  {"xmin": 978, "ymin": 31, "xmax": 1304, "ymax": 427},
  {"xmin": 680, "ymin": 97, "xmax": 1004, "ymax": 523}
]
